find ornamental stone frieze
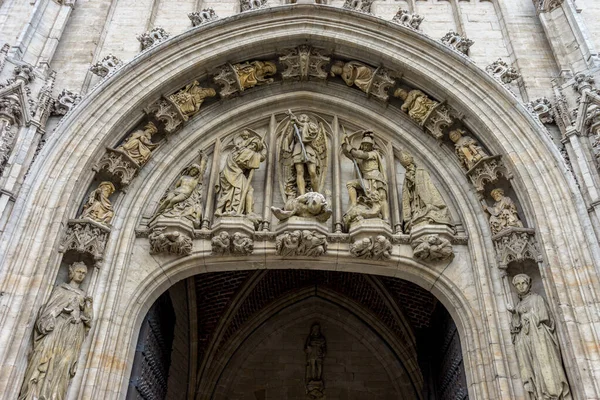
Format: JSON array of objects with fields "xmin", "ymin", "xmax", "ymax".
[
  {"xmin": 240, "ymin": 0, "xmax": 268, "ymax": 12},
  {"xmin": 188, "ymin": 9, "xmax": 218, "ymax": 26},
  {"xmin": 137, "ymin": 27, "xmax": 169, "ymax": 51},
  {"xmin": 392, "ymin": 9, "xmax": 424, "ymax": 30},
  {"xmin": 213, "ymin": 60, "xmax": 277, "ymax": 98},
  {"xmin": 342, "ymin": 0, "xmax": 374, "ymax": 14},
  {"xmin": 51, "ymin": 89, "xmax": 81, "ymax": 116},
  {"xmin": 279, "ymin": 46, "xmax": 330, "ymax": 81},
  {"xmin": 89, "ymin": 54, "xmax": 123, "ymax": 78},
  {"xmin": 59, "ymin": 219, "xmax": 111, "ymax": 263},
  {"xmin": 275, "ymin": 230, "xmax": 328, "ymax": 257},
  {"xmin": 526, "ymin": 97, "xmax": 555, "ymax": 124},
  {"xmin": 485, "ymin": 59, "xmax": 521, "ymax": 85},
  {"xmin": 330, "ymin": 60, "xmax": 396, "ymax": 102},
  {"xmin": 440, "ymin": 31, "xmax": 474, "ymax": 56},
  {"xmin": 349, "ymin": 235, "xmax": 392, "ymax": 260}
]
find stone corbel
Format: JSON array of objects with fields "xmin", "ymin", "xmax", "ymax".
[
  {"xmin": 466, "ymin": 155, "xmax": 512, "ymax": 193},
  {"xmin": 526, "ymin": 97, "xmax": 555, "ymax": 124},
  {"xmin": 422, "ymin": 102, "xmax": 455, "ymax": 140},
  {"xmin": 440, "ymin": 31, "xmax": 474, "ymax": 56},
  {"xmin": 92, "ymin": 148, "xmax": 140, "ymax": 188},
  {"xmin": 89, "ymin": 54, "xmax": 123, "ymax": 78},
  {"xmin": 51, "ymin": 89, "xmax": 82, "ymax": 116},
  {"xmin": 349, "ymin": 234, "xmax": 392, "ymax": 260},
  {"xmin": 275, "ymin": 229, "xmax": 328, "ymax": 257},
  {"xmin": 137, "ymin": 27, "xmax": 170, "ymax": 51},
  {"xmin": 188, "ymin": 9, "xmax": 218, "ymax": 26},
  {"xmin": 148, "ymin": 216, "xmax": 194, "ymax": 255},
  {"xmin": 211, "ymin": 216, "xmax": 256, "ymax": 255},
  {"xmin": 485, "ymin": 59, "xmax": 521, "ymax": 85},
  {"xmin": 409, "ymin": 224, "xmax": 455, "ymax": 262},
  {"xmin": 279, "ymin": 46, "xmax": 330, "ymax": 81},
  {"xmin": 391, "ymin": 9, "xmax": 424, "ymax": 30},
  {"xmin": 144, "ymin": 97, "xmax": 184, "ymax": 134},
  {"xmin": 59, "ymin": 218, "xmax": 111, "ymax": 265},
  {"xmin": 492, "ymin": 227, "xmax": 540, "ymax": 269},
  {"xmin": 342, "ymin": 0, "xmax": 374, "ymax": 14}
]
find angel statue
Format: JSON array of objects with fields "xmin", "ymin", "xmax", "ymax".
[
  {"xmin": 215, "ymin": 129, "xmax": 266, "ymax": 220},
  {"xmin": 152, "ymin": 152, "xmax": 208, "ymax": 228},
  {"xmin": 279, "ymin": 111, "xmax": 328, "ymax": 201},
  {"xmin": 342, "ymin": 130, "xmax": 389, "ymax": 225}
]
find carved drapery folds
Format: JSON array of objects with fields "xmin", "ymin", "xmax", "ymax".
[
  {"xmin": 213, "ymin": 60, "xmax": 277, "ymax": 98},
  {"xmin": 51, "ymin": 89, "xmax": 81, "ymax": 116},
  {"xmin": 349, "ymin": 235, "xmax": 392, "ymax": 260},
  {"xmin": 89, "ymin": 54, "xmax": 123, "ymax": 78},
  {"xmin": 279, "ymin": 46, "xmax": 330, "ymax": 81},
  {"xmin": 188, "ymin": 9, "xmax": 218, "ymax": 26},
  {"xmin": 392, "ymin": 9, "xmax": 424, "ymax": 30},
  {"xmin": 440, "ymin": 31, "xmax": 474, "ymax": 56},
  {"xmin": 305, "ymin": 323, "xmax": 326, "ymax": 399},
  {"xmin": 342, "ymin": 0, "xmax": 374, "ymax": 14},
  {"xmin": 330, "ymin": 60, "xmax": 396, "ymax": 102},
  {"xmin": 137, "ymin": 27, "xmax": 170, "ymax": 51},
  {"xmin": 167, "ymin": 81, "xmax": 216, "ymax": 120},
  {"xmin": 394, "ymin": 88, "xmax": 454, "ymax": 140},
  {"xmin": 240, "ymin": 0, "xmax": 268, "ymax": 12},
  {"xmin": 275, "ymin": 230, "xmax": 328, "ymax": 256},
  {"xmin": 485, "ymin": 59, "xmax": 521, "ymax": 85}
]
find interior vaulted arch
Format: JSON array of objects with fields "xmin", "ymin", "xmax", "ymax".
[{"xmin": 0, "ymin": 5, "xmax": 599, "ymax": 400}]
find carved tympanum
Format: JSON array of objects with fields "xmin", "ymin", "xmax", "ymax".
[
  {"xmin": 342, "ymin": 131, "xmax": 389, "ymax": 228},
  {"xmin": 484, "ymin": 188, "xmax": 524, "ymax": 236},
  {"xmin": 271, "ymin": 191, "xmax": 332, "ymax": 223},
  {"xmin": 305, "ymin": 322, "xmax": 326, "ymax": 399},
  {"xmin": 350, "ymin": 235, "xmax": 392, "ymax": 260},
  {"xmin": 510, "ymin": 273, "xmax": 571, "ymax": 399},
  {"xmin": 275, "ymin": 230, "xmax": 327, "ymax": 257},
  {"xmin": 79, "ymin": 181, "xmax": 116, "ymax": 225},
  {"xmin": 19, "ymin": 262, "xmax": 93, "ymax": 400},
  {"xmin": 400, "ymin": 151, "xmax": 452, "ymax": 232}
]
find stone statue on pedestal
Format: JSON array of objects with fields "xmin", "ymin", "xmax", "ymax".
[
  {"xmin": 79, "ymin": 181, "xmax": 116, "ymax": 225},
  {"xmin": 449, "ymin": 129, "xmax": 488, "ymax": 170},
  {"xmin": 116, "ymin": 122, "xmax": 159, "ymax": 166},
  {"xmin": 483, "ymin": 188, "xmax": 523, "ymax": 235},
  {"xmin": 305, "ymin": 322, "xmax": 326, "ymax": 399},
  {"xmin": 19, "ymin": 262, "xmax": 93, "ymax": 400},
  {"xmin": 394, "ymin": 88, "xmax": 438, "ymax": 125},
  {"xmin": 510, "ymin": 274, "xmax": 571, "ymax": 400}
]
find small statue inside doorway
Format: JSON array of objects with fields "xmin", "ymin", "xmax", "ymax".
[
  {"xmin": 305, "ymin": 322, "xmax": 327, "ymax": 399},
  {"xmin": 400, "ymin": 151, "xmax": 452, "ymax": 232},
  {"xmin": 215, "ymin": 129, "xmax": 266, "ymax": 224},
  {"xmin": 19, "ymin": 262, "xmax": 93, "ymax": 400},
  {"xmin": 116, "ymin": 122, "xmax": 159, "ymax": 166},
  {"xmin": 342, "ymin": 130, "xmax": 389, "ymax": 229},
  {"xmin": 279, "ymin": 111, "xmax": 328, "ymax": 200},
  {"xmin": 79, "ymin": 181, "xmax": 116, "ymax": 225},
  {"xmin": 153, "ymin": 153, "xmax": 208, "ymax": 228},
  {"xmin": 449, "ymin": 129, "xmax": 489, "ymax": 170},
  {"xmin": 394, "ymin": 88, "xmax": 438, "ymax": 125},
  {"xmin": 483, "ymin": 188, "xmax": 524, "ymax": 236},
  {"xmin": 510, "ymin": 274, "xmax": 571, "ymax": 400}
]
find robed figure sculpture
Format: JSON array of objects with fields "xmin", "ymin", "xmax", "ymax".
[
  {"xmin": 510, "ymin": 274, "xmax": 571, "ymax": 400},
  {"xmin": 305, "ymin": 323, "xmax": 327, "ymax": 399},
  {"xmin": 19, "ymin": 262, "xmax": 93, "ymax": 400}
]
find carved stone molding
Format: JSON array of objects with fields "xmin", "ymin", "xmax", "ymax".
[
  {"xmin": 349, "ymin": 235, "xmax": 392, "ymax": 260},
  {"xmin": 492, "ymin": 227, "xmax": 540, "ymax": 269},
  {"xmin": 144, "ymin": 98, "xmax": 184, "ymax": 134},
  {"xmin": 466, "ymin": 155, "xmax": 511, "ymax": 193},
  {"xmin": 92, "ymin": 148, "xmax": 140, "ymax": 187},
  {"xmin": 211, "ymin": 231, "xmax": 254, "ymax": 255},
  {"xmin": 148, "ymin": 218, "xmax": 194, "ymax": 255},
  {"xmin": 391, "ymin": 9, "xmax": 424, "ymax": 30},
  {"xmin": 52, "ymin": 89, "xmax": 82, "ymax": 116},
  {"xmin": 440, "ymin": 31, "xmax": 474, "ymax": 56},
  {"xmin": 188, "ymin": 9, "xmax": 218, "ymax": 26},
  {"xmin": 526, "ymin": 97, "xmax": 555, "ymax": 124},
  {"xmin": 279, "ymin": 46, "xmax": 330, "ymax": 81},
  {"xmin": 59, "ymin": 219, "xmax": 111, "ymax": 263},
  {"xmin": 536, "ymin": 0, "xmax": 563, "ymax": 13},
  {"xmin": 342, "ymin": 0, "xmax": 374, "ymax": 14},
  {"xmin": 213, "ymin": 60, "xmax": 277, "ymax": 98},
  {"xmin": 485, "ymin": 59, "xmax": 521, "ymax": 85},
  {"xmin": 240, "ymin": 0, "xmax": 268, "ymax": 12},
  {"xmin": 137, "ymin": 27, "xmax": 170, "ymax": 51},
  {"xmin": 275, "ymin": 230, "xmax": 328, "ymax": 257},
  {"xmin": 89, "ymin": 54, "xmax": 123, "ymax": 78}
]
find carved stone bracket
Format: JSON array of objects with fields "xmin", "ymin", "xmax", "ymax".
[
  {"xmin": 492, "ymin": 227, "xmax": 540, "ymax": 269},
  {"xmin": 526, "ymin": 97, "xmax": 555, "ymax": 124},
  {"xmin": 368, "ymin": 67, "xmax": 396, "ymax": 102},
  {"xmin": 275, "ymin": 229, "xmax": 328, "ymax": 257},
  {"xmin": 137, "ymin": 27, "xmax": 170, "ymax": 51},
  {"xmin": 59, "ymin": 219, "xmax": 111, "ymax": 263},
  {"xmin": 89, "ymin": 54, "xmax": 123, "ymax": 78},
  {"xmin": 188, "ymin": 9, "xmax": 218, "ymax": 26},
  {"xmin": 148, "ymin": 217, "xmax": 194, "ymax": 255},
  {"xmin": 485, "ymin": 59, "xmax": 521, "ymax": 85},
  {"xmin": 409, "ymin": 224, "xmax": 455, "ymax": 262},
  {"xmin": 240, "ymin": 0, "xmax": 268, "ymax": 12},
  {"xmin": 342, "ymin": 0, "xmax": 374, "ymax": 14},
  {"xmin": 144, "ymin": 98, "xmax": 184, "ymax": 134},
  {"xmin": 422, "ymin": 102, "xmax": 454, "ymax": 140},
  {"xmin": 92, "ymin": 148, "xmax": 140, "ymax": 187},
  {"xmin": 349, "ymin": 235, "xmax": 392, "ymax": 260},
  {"xmin": 466, "ymin": 155, "xmax": 511, "ymax": 193},
  {"xmin": 52, "ymin": 89, "xmax": 82, "ymax": 116},
  {"xmin": 211, "ymin": 231, "xmax": 254, "ymax": 255},
  {"xmin": 441, "ymin": 31, "xmax": 474, "ymax": 56},
  {"xmin": 13, "ymin": 64, "xmax": 35, "ymax": 84},
  {"xmin": 574, "ymin": 73, "xmax": 595, "ymax": 95},
  {"xmin": 279, "ymin": 46, "xmax": 330, "ymax": 81},
  {"xmin": 536, "ymin": 0, "xmax": 563, "ymax": 13},
  {"xmin": 391, "ymin": 9, "xmax": 424, "ymax": 30}
]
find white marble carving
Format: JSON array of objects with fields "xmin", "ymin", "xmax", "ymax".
[
  {"xmin": 392, "ymin": 9, "xmax": 424, "ymax": 30},
  {"xmin": 486, "ymin": 59, "xmax": 521, "ymax": 85},
  {"xmin": 441, "ymin": 31, "xmax": 474, "ymax": 55},
  {"xmin": 89, "ymin": 54, "xmax": 123, "ymax": 78}
]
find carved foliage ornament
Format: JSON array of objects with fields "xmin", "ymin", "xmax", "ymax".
[
  {"xmin": 89, "ymin": 54, "xmax": 123, "ymax": 78},
  {"xmin": 485, "ymin": 59, "xmax": 521, "ymax": 85},
  {"xmin": 59, "ymin": 219, "xmax": 111, "ymax": 262},
  {"xmin": 526, "ymin": 97, "xmax": 555, "ymax": 124},
  {"xmin": 279, "ymin": 46, "xmax": 330, "ymax": 81},
  {"xmin": 392, "ymin": 9, "xmax": 424, "ymax": 30},
  {"xmin": 211, "ymin": 231, "xmax": 254, "ymax": 255},
  {"xmin": 52, "ymin": 89, "xmax": 82, "ymax": 116},
  {"xmin": 137, "ymin": 27, "xmax": 169, "ymax": 51},
  {"xmin": 188, "ymin": 9, "xmax": 218, "ymax": 26},
  {"xmin": 240, "ymin": 0, "xmax": 268, "ymax": 12},
  {"xmin": 440, "ymin": 31, "xmax": 474, "ymax": 56},
  {"xmin": 275, "ymin": 230, "xmax": 327, "ymax": 257},
  {"xmin": 342, "ymin": 0, "xmax": 374, "ymax": 14}
]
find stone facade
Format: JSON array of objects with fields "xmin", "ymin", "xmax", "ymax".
[{"xmin": 0, "ymin": 1, "xmax": 598, "ymax": 400}]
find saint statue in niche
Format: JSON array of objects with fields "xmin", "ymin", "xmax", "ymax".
[
  {"xmin": 168, "ymin": 81, "xmax": 216, "ymax": 119},
  {"xmin": 483, "ymin": 188, "xmax": 524, "ymax": 235},
  {"xmin": 330, "ymin": 60, "xmax": 375, "ymax": 94},
  {"xmin": 19, "ymin": 262, "xmax": 93, "ymax": 400},
  {"xmin": 342, "ymin": 130, "xmax": 389, "ymax": 227},
  {"xmin": 400, "ymin": 151, "xmax": 452, "ymax": 232},
  {"xmin": 510, "ymin": 274, "xmax": 571, "ymax": 400},
  {"xmin": 215, "ymin": 129, "xmax": 266, "ymax": 220},
  {"xmin": 116, "ymin": 122, "xmax": 159, "ymax": 166},
  {"xmin": 305, "ymin": 322, "xmax": 326, "ymax": 399},
  {"xmin": 79, "ymin": 181, "xmax": 116, "ymax": 225},
  {"xmin": 449, "ymin": 128, "xmax": 489, "ymax": 170},
  {"xmin": 279, "ymin": 111, "xmax": 328, "ymax": 201},
  {"xmin": 233, "ymin": 60, "xmax": 277, "ymax": 90},
  {"xmin": 394, "ymin": 88, "xmax": 438, "ymax": 125}
]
